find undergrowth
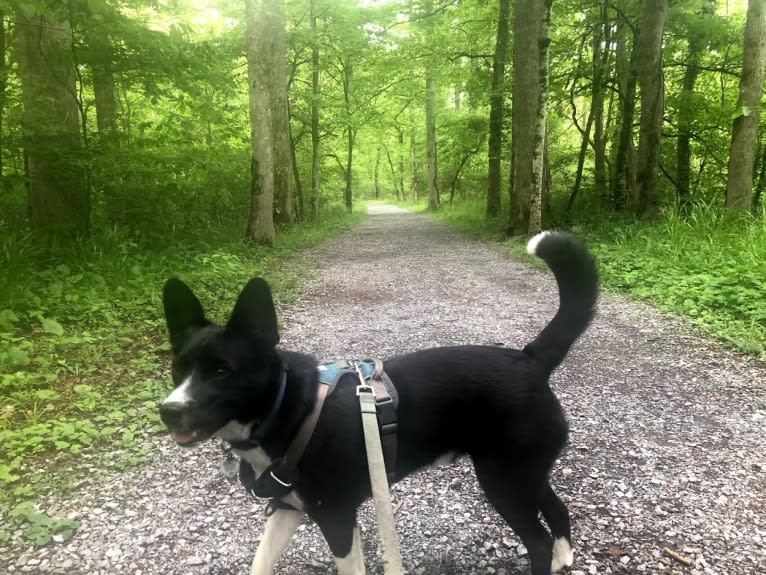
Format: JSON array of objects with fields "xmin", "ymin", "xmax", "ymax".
[
  {"xmin": 403, "ymin": 197, "xmax": 766, "ymax": 357},
  {"xmin": 0, "ymin": 206, "xmax": 363, "ymax": 543}
]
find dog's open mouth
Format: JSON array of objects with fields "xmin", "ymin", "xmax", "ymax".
[{"xmin": 169, "ymin": 430, "xmax": 209, "ymax": 446}]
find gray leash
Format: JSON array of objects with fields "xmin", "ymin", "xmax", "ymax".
[{"xmin": 354, "ymin": 362, "xmax": 404, "ymax": 575}]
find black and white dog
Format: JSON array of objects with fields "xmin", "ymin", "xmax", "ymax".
[{"xmin": 159, "ymin": 231, "xmax": 598, "ymax": 575}]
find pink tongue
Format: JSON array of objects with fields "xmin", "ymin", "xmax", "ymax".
[{"xmin": 172, "ymin": 431, "xmax": 196, "ymax": 444}]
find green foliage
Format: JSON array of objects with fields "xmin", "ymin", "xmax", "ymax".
[
  {"xmin": 0, "ymin": 206, "xmax": 363, "ymax": 517},
  {"xmin": 580, "ymin": 204, "xmax": 766, "ymax": 355},
  {"xmin": 413, "ymin": 198, "xmax": 766, "ymax": 356},
  {"xmin": 8, "ymin": 501, "xmax": 80, "ymax": 546}
]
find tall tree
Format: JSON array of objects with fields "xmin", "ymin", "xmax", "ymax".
[
  {"xmin": 510, "ymin": 0, "xmax": 545, "ymax": 233},
  {"xmin": 244, "ymin": 0, "xmax": 276, "ymax": 244},
  {"xmin": 17, "ymin": 6, "xmax": 89, "ymax": 243},
  {"xmin": 527, "ymin": 0, "xmax": 551, "ymax": 235},
  {"xmin": 725, "ymin": 0, "xmax": 766, "ymax": 212},
  {"xmin": 270, "ymin": 0, "xmax": 293, "ymax": 226},
  {"xmin": 675, "ymin": 0, "xmax": 716, "ymax": 209},
  {"xmin": 486, "ymin": 0, "xmax": 511, "ymax": 219},
  {"xmin": 310, "ymin": 0, "xmax": 320, "ymax": 218},
  {"xmin": 0, "ymin": 11, "xmax": 6, "ymax": 174},
  {"xmin": 633, "ymin": 0, "xmax": 668, "ymax": 218},
  {"xmin": 424, "ymin": 0, "xmax": 439, "ymax": 211},
  {"xmin": 611, "ymin": 11, "xmax": 638, "ymax": 211}
]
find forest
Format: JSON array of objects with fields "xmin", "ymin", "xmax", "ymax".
[{"xmin": 0, "ymin": 0, "xmax": 765, "ymax": 517}]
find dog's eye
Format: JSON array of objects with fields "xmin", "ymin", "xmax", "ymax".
[{"xmin": 215, "ymin": 365, "xmax": 230, "ymax": 377}]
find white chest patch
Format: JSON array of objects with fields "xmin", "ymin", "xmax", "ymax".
[
  {"xmin": 234, "ymin": 446, "xmax": 305, "ymax": 512},
  {"xmin": 234, "ymin": 446, "xmax": 273, "ymax": 476}
]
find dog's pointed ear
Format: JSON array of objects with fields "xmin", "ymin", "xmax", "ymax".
[
  {"xmin": 227, "ymin": 277, "xmax": 279, "ymax": 348},
  {"xmin": 163, "ymin": 278, "xmax": 209, "ymax": 353}
]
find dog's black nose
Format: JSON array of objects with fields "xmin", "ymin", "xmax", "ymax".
[{"xmin": 160, "ymin": 402, "xmax": 188, "ymax": 428}]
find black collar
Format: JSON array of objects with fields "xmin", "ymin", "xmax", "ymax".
[{"xmin": 229, "ymin": 364, "xmax": 287, "ymax": 450}]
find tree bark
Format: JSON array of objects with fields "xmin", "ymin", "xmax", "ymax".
[
  {"xmin": 341, "ymin": 58, "xmax": 354, "ymax": 212},
  {"xmin": 409, "ymin": 127, "xmax": 418, "ymax": 202},
  {"xmin": 17, "ymin": 8, "xmax": 88, "ymax": 243},
  {"xmin": 0, "ymin": 11, "xmax": 6, "ymax": 174},
  {"xmin": 424, "ymin": 0, "xmax": 439, "ymax": 211},
  {"xmin": 528, "ymin": 0, "xmax": 551, "ymax": 235},
  {"xmin": 87, "ymin": 26, "xmax": 117, "ymax": 134},
  {"xmin": 486, "ymin": 0, "xmax": 511, "ymax": 219},
  {"xmin": 270, "ymin": 0, "xmax": 293, "ymax": 226},
  {"xmin": 611, "ymin": 16, "xmax": 638, "ymax": 211},
  {"xmin": 310, "ymin": 0, "xmax": 320, "ymax": 218},
  {"xmin": 510, "ymin": 0, "xmax": 545, "ymax": 234},
  {"xmin": 725, "ymin": 0, "xmax": 766, "ymax": 212},
  {"xmin": 425, "ymin": 70, "xmax": 438, "ymax": 210},
  {"xmin": 592, "ymin": 1, "xmax": 609, "ymax": 198},
  {"xmin": 244, "ymin": 0, "xmax": 275, "ymax": 244},
  {"xmin": 633, "ymin": 0, "xmax": 668, "ymax": 218}
]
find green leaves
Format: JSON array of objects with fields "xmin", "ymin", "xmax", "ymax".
[
  {"xmin": 40, "ymin": 318, "xmax": 64, "ymax": 337},
  {"xmin": 9, "ymin": 502, "xmax": 80, "ymax": 546}
]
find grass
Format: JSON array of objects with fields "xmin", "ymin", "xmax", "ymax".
[
  {"xmin": 0, "ymin": 206, "xmax": 364, "ymax": 533},
  {"xmin": 399, "ymin": 196, "xmax": 766, "ymax": 357}
]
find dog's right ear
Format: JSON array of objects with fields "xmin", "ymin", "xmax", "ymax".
[
  {"xmin": 163, "ymin": 278, "xmax": 209, "ymax": 353},
  {"xmin": 227, "ymin": 277, "xmax": 279, "ymax": 348}
]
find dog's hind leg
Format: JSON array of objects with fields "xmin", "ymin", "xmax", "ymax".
[
  {"xmin": 314, "ymin": 507, "xmax": 366, "ymax": 575},
  {"xmin": 250, "ymin": 508, "xmax": 302, "ymax": 575},
  {"xmin": 539, "ymin": 483, "xmax": 573, "ymax": 572},
  {"xmin": 472, "ymin": 456, "xmax": 554, "ymax": 575}
]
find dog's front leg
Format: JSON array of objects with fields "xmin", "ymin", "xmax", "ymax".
[
  {"xmin": 314, "ymin": 508, "xmax": 366, "ymax": 575},
  {"xmin": 250, "ymin": 508, "xmax": 302, "ymax": 575}
]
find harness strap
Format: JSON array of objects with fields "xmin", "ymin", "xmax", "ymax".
[
  {"xmin": 357, "ymin": 374, "xmax": 404, "ymax": 575},
  {"xmin": 367, "ymin": 358, "xmax": 398, "ymax": 481}
]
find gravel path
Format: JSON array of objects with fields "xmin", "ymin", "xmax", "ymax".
[{"xmin": 3, "ymin": 204, "xmax": 765, "ymax": 575}]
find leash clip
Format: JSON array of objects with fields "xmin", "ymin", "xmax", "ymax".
[{"xmin": 351, "ymin": 360, "xmax": 374, "ymax": 395}]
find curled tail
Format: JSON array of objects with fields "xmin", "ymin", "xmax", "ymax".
[{"xmin": 523, "ymin": 231, "xmax": 598, "ymax": 371}]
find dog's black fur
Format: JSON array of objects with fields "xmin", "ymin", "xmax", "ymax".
[{"xmin": 159, "ymin": 231, "xmax": 598, "ymax": 575}]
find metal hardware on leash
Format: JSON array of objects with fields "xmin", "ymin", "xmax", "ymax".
[
  {"xmin": 353, "ymin": 361, "xmax": 404, "ymax": 575},
  {"xmin": 220, "ymin": 443, "xmax": 239, "ymax": 481}
]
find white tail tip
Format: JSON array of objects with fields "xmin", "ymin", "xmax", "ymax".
[{"xmin": 526, "ymin": 231, "xmax": 552, "ymax": 256}]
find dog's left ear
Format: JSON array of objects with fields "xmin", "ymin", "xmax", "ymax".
[
  {"xmin": 163, "ymin": 277, "xmax": 210, "ymax": 353},
  {"xmin": 227, "ymin": 277, "xmax": 279, "ymax": 348}
]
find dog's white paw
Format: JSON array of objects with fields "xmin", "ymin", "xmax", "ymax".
[{"xmin": 550, "ymin": 537, "xmax": 574, "ymax": 572}]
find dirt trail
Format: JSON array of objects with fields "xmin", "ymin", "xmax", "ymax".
[{"xmin": 3, "ymin": 205, "xmax": 764, "ymax": 575}]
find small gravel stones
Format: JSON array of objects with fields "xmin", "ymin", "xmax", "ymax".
[{"xmin": 1, "ymin": 205, "xmax": 764, "ymax": 574}]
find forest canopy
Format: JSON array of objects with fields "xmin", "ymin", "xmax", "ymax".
[{"xmin": 1, "ymin": 0, "xmax": 764, "ymax": 246}]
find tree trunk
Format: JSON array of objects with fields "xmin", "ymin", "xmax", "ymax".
[
  {"xmin": 244, "ymin": 0, "xmax": 275, "ymax": 244},
  {"xmin": 17, "ymin": 8, "xmax": 88, "ymax": 243},
  {"xmin": 675, "ymin": 0, "xmax": 715, "ymax": 209},
  {"xmin": 0, "ymin": 11, "xmax": 6, "ymax": 174},
  {"xmin": 633, "ymin": 0, "xmax": 668, "ymax": 218},
  {"xmin": 409, "ymin": 127, "xmax": 418, "ymax": 202},
  {"xmin": 342, "ymin": 59, "xmax": 354, "ymax": 212},
  {"xmin": 528, "ymin": 0, "xmax": 551, "ymax": 235},
  {"xmin": 384, "ymin": 144, "xmax": 400, "ymax": 199},
  {"xmin": 373, "ymin": 146, "xmax": 380, "ymax": 200},
  {"xmin": 310, "ymin": 0, "xmax": 320, "ymax": 218},
  {"xmin": 754, "ymin": 136, "xmax": 765, "ymax": 209},
  {"xmin": 398, "ymin": 128, "xmax": 406, "ymax": 200},
  {"xmin": 87, "ymin": 26, "xmax": 117, "ymax": 134},
  {"xmin": 288, "ymin": 108, "xmax": 304, "ymax": 222},
  {"xmin": 266, "ymin": 0, "xmax": 293, "ymax": 226},
  {"xmin": 611, "ymin": 18, "xmax": 638, "ymax": 211},
  {"xmin": 510, "ymin": 0, "xmax": 544, "ymax": 234},
  {"xmin": 725, "ymin": 0, "xmax": 766, "ymax": 212},
  {"xmin": 592, "ymin": 1, "xmax": 609, "ymax": 198},
  {"xmin": 487, "ymin": 0, "xmax": 511, "ymax": 219},
  {"xmin": 425, "ymin": 70, "xmax": 438, "ymax": 210},
  {"xmin": 424, "ymin": 0, "xmax": 439, "ymax": 211}
]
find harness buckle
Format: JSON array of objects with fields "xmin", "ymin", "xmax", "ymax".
[{"xmin": 356, "ymin": 384, "xmax": 374, "ymax": 396}]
